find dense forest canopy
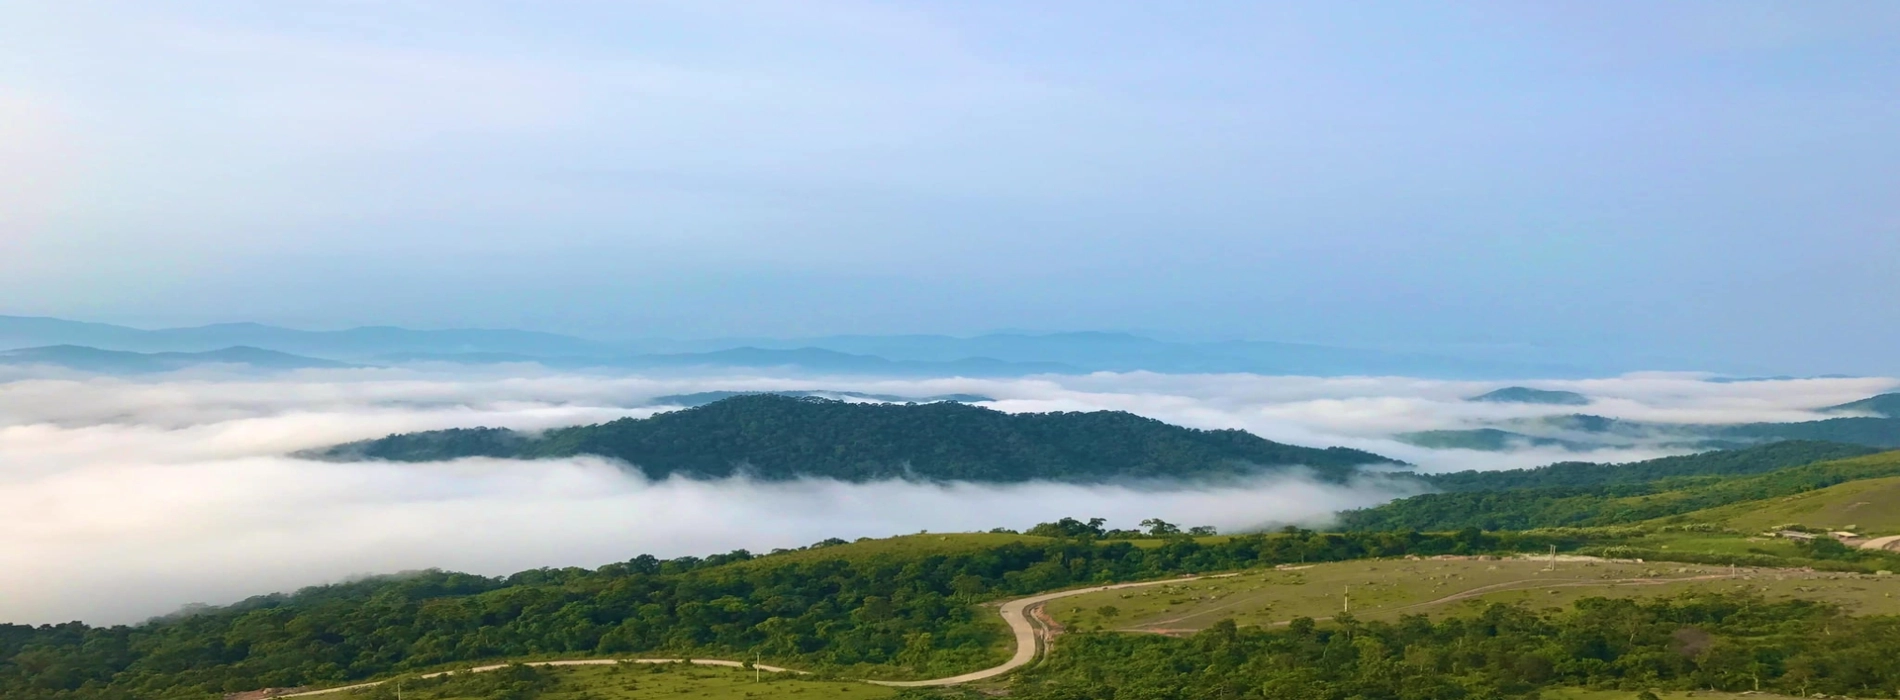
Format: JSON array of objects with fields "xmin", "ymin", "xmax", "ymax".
[{"xmin": 310, "ymin": 394, "xmax": 1399, "ymax": 483}]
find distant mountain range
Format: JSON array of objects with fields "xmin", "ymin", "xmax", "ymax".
[
  {"xmin": 0, "ymin": 345, "xmax": 352, "ymax": 373},
  {"xmin": 379, "ymin": 347, "xmax": 1076, "ymax": 377},
  {"xmin": 0, "ymin": 316, "xmax": 607, "ymax": 357},
  {"xmin": 309, "ymin": 394, "xmax": 1400, "ymax": 483},
  {"xmin": 0, "ymin": 315, "xmax": 1595, "ymax": 378},
  {"xmin": 673, "ymin": 331, "xmax": 1591, "ymax": 377}
]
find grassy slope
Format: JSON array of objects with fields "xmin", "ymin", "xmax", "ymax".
[
  {"xmin": 1596, "ymin": 450, "xmax": 1900, "ymax": 523},
  {"xmin": 1044, "ymin": 557, "xmax": 1900, "ymax": 635},
  {"xmin": 1673, "ymin": 474, "xmax": 1900, "ymax": 534}
]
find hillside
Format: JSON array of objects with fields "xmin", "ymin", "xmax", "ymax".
[
  {"xmin": 9, "ymin": 522, "xmax": 1900, "ymax": 700},
  {"xmin": 313, "ymin": 394, "xmax": 1399, "ymax": 482},
  {"xmin": 1716, "ymin": 415, "xmax": 1900, "ymax": 448},
  {"xmin": 1824, "ymin": 392, "xmax": 1900, "ymax": 417},
  {"xmin": 0, "ymin": 526, "xmax": 1555, "ymax": 699},
  {"xmin": 1673, "ymin": 473, "xmax": 1900, "ymax": 535},
  {"xmin": 1339, "ymin": 447, "xmax": 1900, "ymax": 531},
  {"xmin": 1421, "ymin": 441, "xmax": 1881, "ymax": 492}
]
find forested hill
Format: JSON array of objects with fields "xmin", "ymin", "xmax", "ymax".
[
  {"xmin": 311, "ymin": 394, "xmax": 1399, "ymax": 482},
  {"xmin": 1340, "ymin": 445, "xmax": 1900, "ymax": 531},
  {"xmin": 1420, "ymin": 440, "xmax": 1881, "ymax": 492}
]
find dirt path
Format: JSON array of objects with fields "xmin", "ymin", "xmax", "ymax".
[
  {"xmin": 874, "ymin": 573, "xmax": 1236, "ymax": 688},
  {"xmin": 263, "ymin": 573, "xmax": 1236, "ymax": 697},
  {"xmin": 1860, "ymin": 535, "xmax": 1900, "ymax": 551}
]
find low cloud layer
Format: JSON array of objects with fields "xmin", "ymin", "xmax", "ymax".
[{"xmin": 1, "ymin": 368, "xmax": 1893, "ymax": 625}]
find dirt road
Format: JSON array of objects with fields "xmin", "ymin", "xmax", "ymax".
[{"xmin": 264, "ymin": 573, "xmax": 1234, "ymax": 697}]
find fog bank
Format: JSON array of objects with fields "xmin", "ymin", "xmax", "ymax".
[{"xmin": 0, "ymin": 368, "xmax": 1891, "ymax": 624}]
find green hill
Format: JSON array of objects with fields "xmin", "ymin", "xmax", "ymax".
[
  {"xmin": 311, "ymin": 394, "xmax": 1398, "ymax": 483},
  {"xmin": 1824, "ymin": 392, "xmax": 1900, "ymax": 418},
  {"xmin": 1421, "ymin": 441, "xmax": 1881, "ymax": 492},
  {"xmin": 1340, "ymin": 446, "xmax": 1900, "ymax": 531},
  {"xmin": 1715, "ymin": 415, "xmax": 1900, "ymax": 448},
  {"xmin": 1675, "ymin": 473, "xmax": 1900, "ymax": 535}
]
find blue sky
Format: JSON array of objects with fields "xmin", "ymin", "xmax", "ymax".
[{"xmin": 1, "ymin": 1, "xmax": 1896, "ymax": 372}]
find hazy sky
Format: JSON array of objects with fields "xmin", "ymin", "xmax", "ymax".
[{"xmin": 2, "ymin": 2, "xmax": 1896, "ymax": 370}]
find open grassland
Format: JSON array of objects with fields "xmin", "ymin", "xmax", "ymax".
[
  {"xmin": 1045, "ymin": 556, "xmax": 1900, "ymax": 634},
  {"xmin": 1676, "ymin": 474, "xmax": 1900, "ymax": 535},
  {"xmin": 335, "ymin": 663, "xmax": 897, "ymax": 700},
  {"xmin": 1632, "ymin": 531, "xmax": 1817, "ymax": 558}
]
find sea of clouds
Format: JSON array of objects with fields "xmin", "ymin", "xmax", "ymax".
[{"xmin": 1, "ymin": 366, "xmax": 1893, "ymax": 625}]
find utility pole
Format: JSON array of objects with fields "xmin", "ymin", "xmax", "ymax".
[
  {"xmin": 1343, "ymin": 585, "xmax": 1350, "ymax": 613},
  {"xmin": 1545, "ymin": 545, "xmax": 1556, "ymax": 571},
  {"xmin": 755, "ymin": 652, "xmax": 761, "ymax": 683},
  {"xmin": 396, "ymin": 679, "xmax": 402, "ymax": 700}
]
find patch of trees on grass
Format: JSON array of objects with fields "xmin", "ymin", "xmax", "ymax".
[
  {"xmin": 0, "ymin": 528, "xmax": 1563, "ymax": 699},
  {"xmin": 1008, "ymin": 592, "xmax": 1900, "ymax": 700},
  {"xmin": 1019, "ymin": 517, "xmax": 1217, "ymax": 539},
  {"xmin": 311, "ymin": 394, "xmax": 1397, "ymax": 483}
]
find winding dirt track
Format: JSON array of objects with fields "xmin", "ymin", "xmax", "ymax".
[{"xmin": 271, "ymin": 573, "xmax": 1233, "ymax": 697}]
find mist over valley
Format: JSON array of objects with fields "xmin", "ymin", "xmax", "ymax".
[{"xmin": 3, "ymin": 353, "xmax": 1894, "ymax": 625}]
